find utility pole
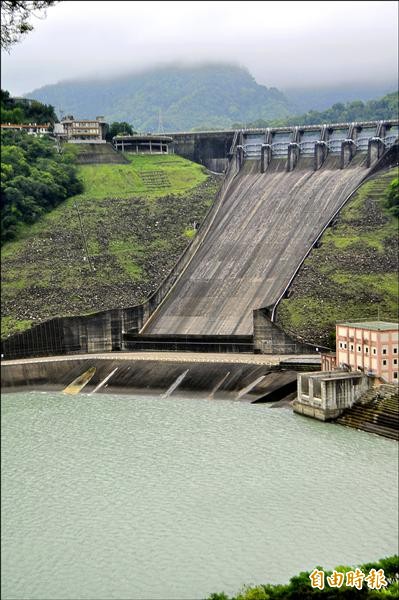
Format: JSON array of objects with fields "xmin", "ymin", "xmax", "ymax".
[
  {"xmin": 74, "ymin": 201, "xmax": 95, "ymax": 272},
  {"xmin": 157, "ymin": 108, "xmax": 164, "ymax": 134}
]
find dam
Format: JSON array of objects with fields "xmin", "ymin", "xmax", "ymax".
[
  {"xmin": 2, "ymin": 124, "xmax": 399, "ymax": 599},
  {"xmin": 1, "ymin": 120, "xmax": 398, "ymax": 359},
  {"xmin": 141, "ymin": 121, "xmax": 398, "ymax": 339},
  {"xmin": 143, "ymin": 154, "xmax": 370, "ymax": 336}
]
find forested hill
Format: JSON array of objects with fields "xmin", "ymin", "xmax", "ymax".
[
  {"xmin": 26, "ymin": 64, "xmax": 294, "ymax": 132},
  {"xmin": 1, "ymin": 89, "xmax": 57, "ymax": 124},
  {"xmin": 234, "ymin": 91, "xmax": 399, "ymax": 128}
]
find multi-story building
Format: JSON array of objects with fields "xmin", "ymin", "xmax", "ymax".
[
  {"xmin": 336, "ymin": 321, "xmax": 399, "ymax": 384},
  {"xmin": 59, "ymin": 116, "xmax": 107, "ymax": 143},
  {"xmin": 0, "ymin": 122, "xmax": 51, "ymax": 136}
]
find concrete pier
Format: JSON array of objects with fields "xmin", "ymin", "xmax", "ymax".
[{"xmin": 293, "ymin": 370, "xmax": 370, "ymax": 420}]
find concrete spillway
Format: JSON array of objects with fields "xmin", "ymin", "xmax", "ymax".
[{"xmin": 143, "ymin": 154, "xmax": 371, "ymax": 336}]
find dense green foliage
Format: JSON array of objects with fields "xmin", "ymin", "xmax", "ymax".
[
  {"xmin": 386, "ymin": 178, "xmax": 399, "ymax": 217},
  {"xmin": 105, "ymin": 121, "xmax": 136, "ymax": 141},
  {"xmin": 233, "ymin": 92, "xmax": 399, "ymax": 128},
  {"xmin": 1, "ymin": 130, "xmax": 82, "ymax": 243},
  {"xmin": 27, "ymin": 64, "xmax": 294, "ymax": 132},
  {"xmin": 207, "ymin": 555, "xmax": 399, "ymax": 599},
  {"xmin": 1, "ymin": 89, "xmax": 57, "ymax": 124}
]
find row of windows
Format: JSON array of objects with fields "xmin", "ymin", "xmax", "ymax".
[
  {"xmin": 339, "ymin": 342, "xmax": 398, "ymax": 354},
  {"xmin": 72, "ymin": 122, "xmax": 99, "ymax": 128}
]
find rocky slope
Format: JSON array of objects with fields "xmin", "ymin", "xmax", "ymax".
[
  {"xmin": 1, "ymin": 153, "xmax": 221, "ymax": 338},
  {"xmin": 276, "ymin": 168, "xmax": 399, "ymax": 347}
]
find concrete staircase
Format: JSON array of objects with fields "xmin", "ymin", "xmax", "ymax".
[{"xmin": 336, "ymin": 384, "xmax": 399, "ymax": 440}]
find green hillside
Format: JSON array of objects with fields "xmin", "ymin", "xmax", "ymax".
[
  {"xmin": 233, "ymin": 91, "xmax": 399, "ymax": 128},
  {"xmin": 1, "ymin": 152, "xmax": 221, "ymax": 339},
  {"xmin": 283, "ymin": 82, "xmax": 397, "ymax": 113},
  {"xmin": 276, "ymin": 168, "xmax": 399, "ymax": 347},
  {"xmin": 27, "ymin": 64, "xmax": 294, "ymax": 132}
]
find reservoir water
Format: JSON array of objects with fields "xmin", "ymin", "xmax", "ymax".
[{"xmin": 2, "ymin": 391, "xmax": 398, "ymax": 599}]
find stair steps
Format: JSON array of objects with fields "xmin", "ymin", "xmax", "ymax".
[{"xmin": 336, "ymin": 384, "xmax": 399, "ymax": 440}]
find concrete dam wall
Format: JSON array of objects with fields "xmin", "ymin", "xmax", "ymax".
[
  {"xmin": 1, "ymin": 354, "xmax": 300, "ymax": 403},
  {"xmin": 142, "ymin": 153, "xmax": 373, "ymax": 336},
  {"xmin": 2, "ymin": 121, "xmax": 398, "ymax": 359}
]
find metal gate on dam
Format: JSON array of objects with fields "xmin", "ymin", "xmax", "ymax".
[{"xmin": 2, "ymin": 120, "xmax": 398, "ymax": 359}]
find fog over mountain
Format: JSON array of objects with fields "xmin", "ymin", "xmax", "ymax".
[
  {"xmin": 2, "ymin": 1, "xmax": 397, "ymax": 96},
  {"xmin": 26, "ymin": 64, "xmax": 295, "ymax": 131}
]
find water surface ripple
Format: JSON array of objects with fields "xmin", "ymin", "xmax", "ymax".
[{"xmin": 2, "ymin": 391, "xmax": 398, "ymax": 599}]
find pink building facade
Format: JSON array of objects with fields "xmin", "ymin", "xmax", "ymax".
[{"xmin": 336, "ymin": 321, "xmax": 399, "ymax": 384}]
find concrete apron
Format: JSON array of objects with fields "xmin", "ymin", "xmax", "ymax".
[{"xmin": 1, "ymin": 353, "xmax": 305, "ymax": 403}]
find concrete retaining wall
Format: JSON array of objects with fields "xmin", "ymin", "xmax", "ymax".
[{"xmin": 1, "ymin": 356, "xmax": 294, "ymax": 401}]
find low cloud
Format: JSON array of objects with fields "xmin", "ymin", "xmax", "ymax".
[{"xmin": 1, "ymin": 0, "xmax": 397, "ymax": 95}]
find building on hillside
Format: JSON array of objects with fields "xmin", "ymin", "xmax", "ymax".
[
  {"xmin": 112, "ymin": 134, "xmax": 173, "ymax": 154},
  {"xmin": 59, "ymin": 116, "xmax": 107, "ymax": 143},
  {"xmin": 0, "ymin": 122, "xmax": 51, "ymax": 136},
  {"xmin": 336, "ymin": 321, "xmax": 399, "ymax": 384}
]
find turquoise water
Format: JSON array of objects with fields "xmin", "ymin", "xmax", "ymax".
[{"xmin": 2, "ymin": 391, "xmax": 398, "ymax": 599}]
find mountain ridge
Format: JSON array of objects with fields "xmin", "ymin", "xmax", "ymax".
[{"xmin": 26, "ymin": 64, "xmax": 294, "ymax": 132}]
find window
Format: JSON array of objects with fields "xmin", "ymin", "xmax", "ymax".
[
  {"xmin": 339, "ymin": 342, "xmax": 343, "ymax": 349},
  {"xmin": 344, "ymin": 343, "xmax": 347, "ymax": 349},
  {"xmin": 350, "ymin": 344, "xmax": 354, "ymax": 351},
  {"xmin": 365, "ymin": 347, "xmax": 369, "ymax": 353},
  {"xmin": 358, "ymin": 345, "xmax": 361, "ymax": 352},
  {"xmin": 373, "ymin": 349, "xmax": 376, "ymax": 354},
  {"xmin": 394, "ymin": 359, "xmax": 398, "ymax": 365},
  {"xmin": 394, "ymin": 372, "xmax": 398, "ymax": 379},
  {"xmin": 394, "ymin": 348, "xmax": 398, "ymax": 354},
  {"xmin": 382, "ymin": 348, "xmax": 387, "ymax": 354},
  {"xmin": 383, "ymin": 360, "xmax": 387, "ymax": 366}
]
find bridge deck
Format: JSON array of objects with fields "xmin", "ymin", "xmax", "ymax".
[{"xmin": 143, "ymin": 153, "xmax": 371, "ymax": 336}]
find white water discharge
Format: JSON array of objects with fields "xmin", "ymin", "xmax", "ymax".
[
  {"xmin": 2, "ymin": 391, "xmax": 398, "ymax": 600},
  {"xmin": 236, "ymin": 375, "xmax": 266, "ymax": 399},
  {"xmin": 207, "ymin": 371, "xmax": 231, "ymax": 399},
  {"xmin": 161, "ymin": 369, "xmax": 189, "ymax": 398},
  {"xmin": 89, "ymin": 367, "xmax": 118, "ymax": 394}
]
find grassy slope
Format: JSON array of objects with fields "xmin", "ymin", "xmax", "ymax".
[
  {"xmin": 276, "ymin": 168, "xmax": 399, "ymax": 347},
  {"xmin": 1, "ymin": 154, "xmax": 221, "ymax": 339}
]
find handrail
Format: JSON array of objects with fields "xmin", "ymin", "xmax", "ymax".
[{"xmin": 165, "ymin": 120, "xmax": 399, "ymax": 137}]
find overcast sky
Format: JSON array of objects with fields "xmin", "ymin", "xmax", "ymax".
[{"xmin": 1, "ymin": 0, "xmax": 398, "ymax": 95}]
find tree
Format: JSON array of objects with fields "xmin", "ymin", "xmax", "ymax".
[
  {"xmin": 386, "ymin": 178, "xmax": 399, "ymax": 217},
  {"xmin": 1, "ymin": 1, "xmax": 58, "ymax": 51},
  {"xmin": 1, "ymin": 131, "xmax": 82, "ymax": 244},
  {"xmin": 106, "ymin": 121, "xmax": 135, "ymax": 141}
]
